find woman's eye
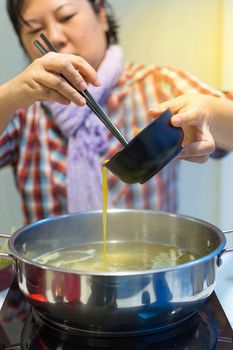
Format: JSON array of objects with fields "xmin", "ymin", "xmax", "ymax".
[
  {"xmin": 29, "ymin": 28, "xmax": 42, "ymax": 35},
  {"xmin": 60, "ymin": 14, "xmax": 75, "ymax": 23}
]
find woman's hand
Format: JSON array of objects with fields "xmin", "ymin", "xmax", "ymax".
[
  {"xmin": 11, "ymin": 52, "xmax": 100, "ymax": 108},
  {"xmin": 0, "ymin": 52, "xmax": 100, "ymax": 133},
  {"xmin": 148, "ymin": 94, "xmax": 217, "ymax": 163}
]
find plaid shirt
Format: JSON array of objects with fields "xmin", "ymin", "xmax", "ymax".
[{"xmin": 0, "ymin": 65, "xmax": 230, "ymax": 224}]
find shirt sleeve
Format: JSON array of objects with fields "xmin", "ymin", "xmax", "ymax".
[
  {"xmin": 0, "ymin": 110, "xmax": 24, "ymax": 167},
  {"xmin": 152, "ymin": 65, "xmax": 226, "ymax": 99},
  {"xmin": 211, "ymin": 148, "xmax": 229, "ymax": 159}
]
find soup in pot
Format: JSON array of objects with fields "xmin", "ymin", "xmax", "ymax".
[{"xmin": 33, "ymin": 241, "xmax": 199, "ymax": 272}]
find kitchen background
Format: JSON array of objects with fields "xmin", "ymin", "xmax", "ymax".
[{"xmin": 0, "ymin": 0, "xmax": 233, "ymax": 233}]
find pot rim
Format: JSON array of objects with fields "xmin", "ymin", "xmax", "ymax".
[{"xmin": 8, "ymin": 209, "xmax": 226, "ymax": 277}]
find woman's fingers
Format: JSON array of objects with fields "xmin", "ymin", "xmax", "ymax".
[
  {"xmin": 36, "ymin": 71, "xmax": 86, "ymax": 105},
  {"xmin": 70, "ymin": 55, "xmax": 100, "ymax": 86},
  {"xmin": 148, "ymin": 94, "xmax": 218, "ymax": 164},
  {"xmin": 148, "ymin": 95, "xmax": 189, "ymax": 118},
  {"xmin": 177, "ymin": 137, "xmax": 215, "ymax": 162},
  {"xmin": 29, "ymin": 52, "xmax": 102, "ymax": 104},
  {"xmin": 40, "ymin": 86, "xmax": 71, "ymax": 105},
  {"xmin": 41, "ymin": 52, "xmax": 100, "ymax": 87},
  {"xmin": 177, "ymin": 154, "xmax": 210, "ymax": 164},
  {"xmin": 13, "ymin": 52, "xmax": 101, "ymax": 109},
  {"xmin": 58, "ymin": 60, "xmax": 87, "ymax": 91},
  {"xmin": 170, "ymin": 109, "xmax": 206, "ymax": 128},
  {"xmin": 147, "ymin": 104, "xmax": 168, "ymax": 118}
]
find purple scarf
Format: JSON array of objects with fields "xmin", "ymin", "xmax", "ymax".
[{"xmin": 43, "ymin": 45, "xmax": 123, "ymax": 212}]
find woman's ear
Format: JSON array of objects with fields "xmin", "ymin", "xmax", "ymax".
[{"xmin": 95, "ymin": 0, "xmax": 109, "ymax": 32}]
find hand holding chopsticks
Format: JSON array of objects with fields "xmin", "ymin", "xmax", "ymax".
[
  {"xmin": 5, "ymin": 41, "xmax": 100, "ymax": 112},
  {"xmin": 34, "ymin": 33, "xmax": 128, "ymax": 147}
]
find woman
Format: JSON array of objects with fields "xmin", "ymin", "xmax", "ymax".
[
  {"xmin": 2, "ymin": 0, "xmax": 121, "ymax": 222},
  {"xmin": 1, "ymin": 0, "xmax": 228, "ymax": 224}
]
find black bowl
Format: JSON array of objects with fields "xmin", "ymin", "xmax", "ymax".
[{"xmin": 105, "ymin": 109, "xmax": 183, "ymax": 184}]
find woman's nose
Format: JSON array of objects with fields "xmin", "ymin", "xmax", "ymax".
[{"xmin": 46, "ymin": 25, "xmax": 67, "ymax": 51}]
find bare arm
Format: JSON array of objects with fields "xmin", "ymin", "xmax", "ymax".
[
  {"xmin": 207, "ymin": 97, "xmax": 233, "ymax": 151},
  {"xmin": 0, "ymin": 79, "xmax": 23, "ymax": 132}
]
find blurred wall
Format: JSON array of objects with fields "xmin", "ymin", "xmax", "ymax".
[
  {"xmin": 0, "ymin": 0, "xmax": 233, "ymax": 232},
  {"xmin": 110, "ymin": 0, "xmax": 223, "ymax": 88},
  {"xmin": 216, "ymin": 0, "xmax": 233, "ymax": 229}
]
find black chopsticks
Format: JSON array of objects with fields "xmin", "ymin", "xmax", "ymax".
[{"xmin": 34, "ymin": 33, "xmax": 128, "ymax": 147}]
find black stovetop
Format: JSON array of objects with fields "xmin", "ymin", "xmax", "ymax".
[{"xmin": 0, "ymin": 278, "xmax": 232, "ymax": 349}]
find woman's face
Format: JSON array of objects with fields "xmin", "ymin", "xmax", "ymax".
[{"xmin": 20, "ymin": 0, "xmax": 108, "ymax": 69}]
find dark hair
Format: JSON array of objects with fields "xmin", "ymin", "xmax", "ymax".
[{"xmin": 6, "ymin": 0, "xmax": 119, "ymax": 49}]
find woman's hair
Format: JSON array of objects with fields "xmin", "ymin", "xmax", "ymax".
[{"xmin": 6, "ymin": 0, "xmax": 119, "ymax": 49}]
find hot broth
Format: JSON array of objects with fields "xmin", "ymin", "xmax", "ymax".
[{"xmin": 33, "ymin": 242, "xmax": 199, "ymax": 272}]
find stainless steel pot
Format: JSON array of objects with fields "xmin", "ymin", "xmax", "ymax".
[{"xmin": 0, "ymin": 209, "xmax": 232, "ymax": 335}]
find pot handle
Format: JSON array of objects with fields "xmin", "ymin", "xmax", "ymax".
[
  {"xmin": 0, "ymin": 233, "xmax": 11, "ymax": 239},
  {"xmin": 0, "ymin": 233, "xmax": 11, "ymax": 259},
  {"xmin": 223, "ymin": 229, "xmax": 233, "ymax": 235},
  {"xmin": 217, "ymin": 229, "xmax": 233, "ymax": 266}
]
